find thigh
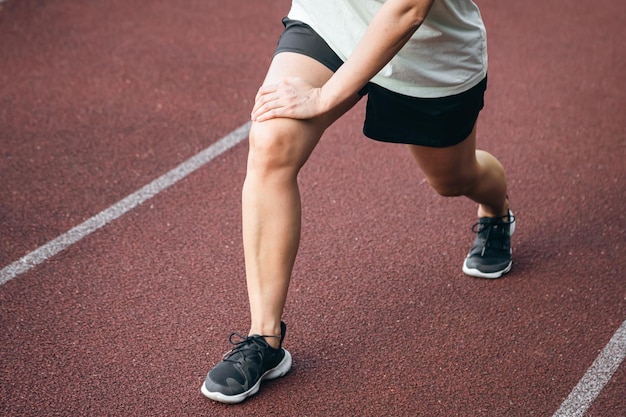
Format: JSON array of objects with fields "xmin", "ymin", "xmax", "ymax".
[
  {"xmin": 249, "ymin": 52, "xmax": 360, "ymax": 170},
  {"xmin": 260, "ymin": 52, "xmax": 359, "ymax": 126}
]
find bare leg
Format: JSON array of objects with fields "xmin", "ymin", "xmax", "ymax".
[
  {"xmin": 244, "ymin": 53, "xmax": 360, "ymax": 346},
  {"xmin": 407, "ymin": 124, "xmax": 508, "ymax": 217}
]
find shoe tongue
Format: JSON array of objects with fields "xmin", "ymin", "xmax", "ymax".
[
  {"xmin": 227, "ymin": 336, "xmax": 266, "ymax": 360},
  {"xmin": 479, "ymin": 216, "xmax": 508, "ymax": 230},
  {"xmin": 479, "ymin": 215, "xmax": 500, "ymax": 222}
]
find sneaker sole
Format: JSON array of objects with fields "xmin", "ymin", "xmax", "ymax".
[
  {"xmin": 462, "ymin": 259, "xmax": 512, "ymax": 279},
  {"xmin": 462, "ymin": 210, "xmax": 516, "ymax": 280},
  {"xmin": 200, "ymin": 348, "xmax": 292, "ymax": 404}
]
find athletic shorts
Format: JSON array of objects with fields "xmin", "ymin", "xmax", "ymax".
[{"xmin": 274, "ymin": 18, "xmax": 487, "ymax": 148}]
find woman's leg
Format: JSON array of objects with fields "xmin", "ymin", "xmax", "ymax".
[
  {"xmin": 408, "ymin": 123, "xmax": 514, "ymax": 278},
  {"xmin": 407, "ymin": 124, "xmax": 508, "ymax": 217},
  {"xmin": 244, "ymin": 52, "xmax": 360, "ymax": 345}
]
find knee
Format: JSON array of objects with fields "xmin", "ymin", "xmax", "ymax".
[{"xmin": 247, "ymin": 121, "xmax": 302, "ymax": 177}]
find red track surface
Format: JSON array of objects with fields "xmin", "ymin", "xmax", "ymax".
[{"xmin": 1, "ymin": 1, "xmax": 624, "ymax": 416}]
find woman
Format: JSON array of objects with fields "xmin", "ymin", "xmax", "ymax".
[{"xmin": 201, "ymin": 0, "xmax": 515, "ymax": 404}]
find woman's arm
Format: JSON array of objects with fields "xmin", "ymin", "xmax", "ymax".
[{"xmin": 251, "ymin": 0, "xmax": 435, "ymax": 122}]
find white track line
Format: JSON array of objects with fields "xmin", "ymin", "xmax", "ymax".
[
  {"xmin": 552, "ymin": 319, "xmax": 626, "ymax": 417},
  {"xmin": 0, "ymin": 121, "xmax": 250, "ymax": 286}
]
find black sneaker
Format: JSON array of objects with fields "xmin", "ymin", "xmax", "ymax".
[
  {"xmin": 462, "ymin": 210, "xmax": 516, "ymax": 279},
  {"xmin": 201, "ymin": 321, "xmax": 292, "ymax": 404}
]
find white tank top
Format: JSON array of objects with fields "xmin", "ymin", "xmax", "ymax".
[{"xmin": 288, "ymin": 0, "xmax": 488, "ymax": 98}]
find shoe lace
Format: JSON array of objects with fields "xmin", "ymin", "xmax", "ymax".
[
  {"xmin": 471, "ymin": 213, "xmax": 515, "ymax": 256},
  {"xmin": 222, "ymin": 332, "xmax": 280, "ymax": 363}
]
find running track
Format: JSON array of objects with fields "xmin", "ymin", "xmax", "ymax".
[{"xmin": 1, "ymin": 1, "xmax": 624, "ymax": 416}]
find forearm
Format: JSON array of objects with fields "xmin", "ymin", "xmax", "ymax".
[
  {"xmin": 250, "ymin": 0, "xmax": 436, "ymax": 122},
  {"xmin": 320, "ymin": 0, "xmax": 434, "ymax": 109}
]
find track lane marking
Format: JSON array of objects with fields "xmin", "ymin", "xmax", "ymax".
[
  {"xmin": 552, "ymin": 318, "xmax": 626, "ymax": 417},
  {"xmin": 0, "ymin": 122, "xmax": 250, "ymax": 286}
]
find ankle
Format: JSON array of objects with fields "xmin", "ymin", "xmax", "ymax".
[
  {"xmin": 249, "ymin": 324, "xmax": 282, "ymax": 349},
  {"xmin": 477, "ymin": 196, "xmax": 509, "ymax": 218}
]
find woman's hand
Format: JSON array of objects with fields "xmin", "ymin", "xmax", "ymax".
[{"xmin": 251, "ymin": 77, "xmax": 327, "ymax": 122}]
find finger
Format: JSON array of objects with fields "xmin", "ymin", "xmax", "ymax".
[
  {"xmin": 251, "ymin": 105, "xmax": 278, "ymax": 122},
  {"xmin": 251, "ymin": 101, "xmax": 284, "ymax": 122},
  {"xmin": 251, "ymin": 109, "xmax": 275, "ymax": 122},
  {"xmin": 252, "ymin": 91, "xmax": 281, "ymax": 115},
  {"xmin": 255, "ymin": 83, "xmax": 279, "ymax": 101},
  {"xmin": 251, "ymin": 95, "xmax": 284, "ymax": 121}
]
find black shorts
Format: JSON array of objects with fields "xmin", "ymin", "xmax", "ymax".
[{"xmin": 274, "ymin": 18, "xmax": 487, "ymax": 148}]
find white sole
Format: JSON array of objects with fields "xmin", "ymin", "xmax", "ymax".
[
  {"xmin": 463, "ymin": 259, "xmax": 512, "ymax": 279},
  {"xmin": 201, "ymin": 349, "xmax": 292, "ymax": 404}
]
